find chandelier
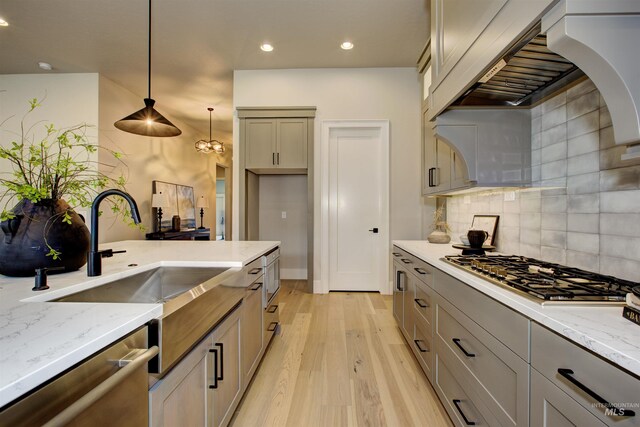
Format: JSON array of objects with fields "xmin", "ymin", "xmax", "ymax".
[{"xmin": 195, "ymin": 108, "xmax": 225, "ymax": 154}]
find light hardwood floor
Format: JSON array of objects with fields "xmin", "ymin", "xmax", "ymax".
[{"xmin": 230, "ymin": 280, "xmax": 452, "ymax": 427}]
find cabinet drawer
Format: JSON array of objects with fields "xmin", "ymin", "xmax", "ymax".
[
  {"xmin": 434, "ymin": 269, "xmax": 529, "ymax": 360},
  {"xmin": 413, "ymin": 279, "xmax": 433, "ymax": 327},
  {"xmin": 413, "ymin": 312, "xmax": 434, "ymax": 382},
  {"xmin": 436, "ymin": 296, "xmax": 529, "ymax": 427},
  {"xmin": 531, "ymin": 368, "xmax": 607, "ymax": 427},
  {"xmin": 434, "ymin": 351, "xmax": 492, "ymax": 427},
  {"xmin": 531, "ymin": 323, "xmax": 640, "ymax": 426}
]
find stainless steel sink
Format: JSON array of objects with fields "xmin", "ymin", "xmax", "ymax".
[{"xmin": 53, "ymin": 266, "xmax": 229, "ymax": 304}]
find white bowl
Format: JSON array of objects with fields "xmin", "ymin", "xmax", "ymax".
[{"xmin": 459, "ymin": 235, "xmax": 470, "ymax": 245}]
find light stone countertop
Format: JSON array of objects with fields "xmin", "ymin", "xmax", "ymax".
[
  {"xmin": 0, "ymin": 240, "xmax": 279, "ymax": 408},
  {"xmin": 393, "ymin": 240, "xmax": 640, "ymax": 378}
]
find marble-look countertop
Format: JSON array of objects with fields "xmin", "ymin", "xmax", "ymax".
[
  {"xmin": 393, "ymin": 240, "xmax": 640, "ymax": 378},
  {"xmin": 0, "ymin": 240, "xmax": 279, "ymax": 408}
]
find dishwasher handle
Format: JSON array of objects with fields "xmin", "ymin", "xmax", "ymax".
[{"xmin": 43, "ymin": 346, "xmax": 159, "ymax": 427}]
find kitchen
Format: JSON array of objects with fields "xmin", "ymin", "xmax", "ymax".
[{"xmin": 1, "ymin": 0, "xmax": 640, "ymax": 426}]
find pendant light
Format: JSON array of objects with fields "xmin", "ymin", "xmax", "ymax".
[
  {"xmin": 114, "ymin": 0, "xmax": 181, "ymax": 137},
  {"xmin": 195, "ymin": 108, "xmax": 226, "ymax": 154}
]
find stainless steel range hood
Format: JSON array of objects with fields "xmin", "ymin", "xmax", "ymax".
[
  {"xmin": 452, "ymin": 0, "xmax": 640, "ymax": 159},
  {"xmin": 452, "ymin": 24, "xmax": 585, "ymax": 108}
]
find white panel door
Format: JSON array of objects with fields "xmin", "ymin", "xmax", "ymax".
[{"xmin": 328, "ymin": 125, "xmax": 388, "ymax": 291}]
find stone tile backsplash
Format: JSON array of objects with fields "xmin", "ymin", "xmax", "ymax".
[{"xmin": 446, "ymin": 79, "xmax": 640, "ymax": 282}]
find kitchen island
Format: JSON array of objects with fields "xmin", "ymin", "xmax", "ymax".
[{"xmin": 0, "ymin": 240, "xmax": 279, "ymax": 409}]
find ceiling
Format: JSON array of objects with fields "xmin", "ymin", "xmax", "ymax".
[{"xmin": 0, "ymin": 0, "xmax": 429, "ymax": 141}]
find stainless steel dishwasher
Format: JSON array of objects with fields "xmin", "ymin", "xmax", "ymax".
[{"xmin": 0, "ymin": 327, "xmax": 157, "ymax": 427}]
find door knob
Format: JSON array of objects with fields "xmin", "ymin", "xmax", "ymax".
[{"xmin": 369, "ymin": 228, "xmax": 379, "ymax": 233}]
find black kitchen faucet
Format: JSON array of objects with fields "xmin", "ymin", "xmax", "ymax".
[{"xmin": 87, "ymin": 189, "xmax": 141, "ymax": 277}]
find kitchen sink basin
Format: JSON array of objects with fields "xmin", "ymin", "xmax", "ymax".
[{"xmin": 53, "ymin": 266, "xmax": 229, "ymax": 304}]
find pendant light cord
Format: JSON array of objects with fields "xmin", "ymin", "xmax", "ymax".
[
  {"xmin": 209, "ymin": 109, "xmax": 212, "ymax": 139},
  {"xmin": 148, "ymin": 0, "xmax": 152, "ymax": 99}
]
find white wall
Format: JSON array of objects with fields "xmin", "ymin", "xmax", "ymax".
[
  {"xmin": 233, "ymin": 68, "xmax": 430, "ymax": 288},
  {"xmin": 0, "ymin": 73, "xmax": 99, "ymax": 219},
  {"xmin": 0, "ymin": 73, "xmax": 233, "ymax": 244},
  {"xmin": 258, "ymin": 175, "xmax": 308, "ymax": 279},
  {"xmin": 96, "ymin": 76, "xmax": 233, "ymax": 242}
]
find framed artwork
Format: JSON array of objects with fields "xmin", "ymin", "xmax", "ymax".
[
  {"xmin": 152, "ymin": 181, "xmax": 196, "ymax": 230},
  {"xmin": 471, "ymin": 214, "xmax": 499, "ymax": 246}
]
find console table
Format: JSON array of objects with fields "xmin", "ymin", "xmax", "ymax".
[{"xmin": 145, "ymin": 228, "xmax": 210, "ymax": 241}]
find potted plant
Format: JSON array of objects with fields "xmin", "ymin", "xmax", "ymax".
[
  {"xmin": 427, "ymin": 205, "xmax": 451, "ymax": 244},
  {"xmin": 0, "ymin": 98, "xmax": 135, "ymax": 276}
]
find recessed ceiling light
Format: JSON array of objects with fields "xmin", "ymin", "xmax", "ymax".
[
  {"xmin": 0, "ymin": 17, "xmax": 8, "ymax": 27},
  {"xmin": 260, "ymin": 43, "xmax": 274, "ymax": 52},
  {"xmin": 340, "ymin": 41, "xmax": 354, "ymax": 50},
  {"xmin": 38, "ymin": 62, "xmax": 53, "ymax": 71}
]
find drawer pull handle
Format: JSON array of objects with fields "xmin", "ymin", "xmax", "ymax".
[
  {"xmin": 414, "ymin": 339, "xmax": 429, "ymax": 353},
  {"xmin": 414, "ymin": 298, "xmax": 429, "ymax": 308},
  {"xmin": 250, "ymin": 282, "xmax": 263, "ymax": 291},
  {"xmin": 267, "ymin": 321, "xmax": 279, "ymax": 332},
  {"xmin": 267, "ymin": 304, "xmax": 278, "ymax": 314},
  {"xmin": 414, "ymin": 267, "xmax": 429, "ymax": 275},
  {"xmin": 452, "ymin": 338, "xmax": 476, "ymax": 357},
  {"xmin": 452, "ymin": 399, "xmax": 476, "ymax": 425},
  {"xmin": 557, "ymin": 368, "xmax": 636, "ymax": 417},
  {"xmin": 248, "ymin": 267, "xmax": 262, "ymax": 275},
  {"xmin": 401, "ymin": 258, "xmax": 412, "ymax": 264},
  {"xmin": 392, "ymin": 252, "xmax": 402, "ymax": 257}
]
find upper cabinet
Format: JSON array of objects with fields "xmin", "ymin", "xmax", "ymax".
[
  {"xmin": 239, "ymin": 108, "xmax": 315, "ymax": 174},
  {"xmin": 244, "ymin": 118, "xmax": 308, "ymax": 170},
  {"xmin": 428, "ymin": 0, "xmax": 557, "ymax": 120}
]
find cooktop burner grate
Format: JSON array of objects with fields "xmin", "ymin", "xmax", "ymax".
[{"xmin": 442, "ymin": 254, "xmax": 637, "ymax": 304}]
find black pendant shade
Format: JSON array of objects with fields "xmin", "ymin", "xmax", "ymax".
[
  {"xmin": 114, "ymin": 0, "xmax": 181, "ymax": 137},
  {"xmin": 115, "ymin": 98, "xmax": 182, "ymax": 137}
]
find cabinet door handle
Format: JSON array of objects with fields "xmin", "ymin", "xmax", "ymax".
[
  {"xmin": 414, "ymin": 298, "xmax": 429, "ymax": 308},
  {"xmin": 250, "ymin": 282, "xmax": 263, "ymax": 291},
  {"xmin": 414, "ymin": 339, "xmax": 429, "ymax": 353},
  {"xmin": 414, "ymin": 267, "xmax": 429, "ymax": 275},
  {"xmin": 248, "ymin": 267, "xmax": 262, "ymax": 275},
  {"xmin": 428, "ymin": 167, "xmax": 434, "ymax": 187},
  {"xmin": 208, "ymin": 348, "xmax": 219, "ymax": 389},
  {"xmin": 267, "ymin": 321, "xmax": 279, "ymax": 332},
  {"xmin": 215, "ymin": 343, "xmax": 224, "ymax": 381},
  {"xmin": 452, "ymin": 338, "xmax": 476, "ymax": 357},
  {"xmin": 272, "ymin": 152, "xmax": 276, "ymax": 165},
  {"xmin": 277, "ymin": 152, "xmax": 280, "ymax": 165},
  {"xmin": 267, "ymin": 304, "xmax": 278, "ymax": 314},
  {"xmin": 401, "ymin": 258, "xmax": 412, "ymax": 264},
  {"xmin": 452, "ymin": 399, "xmax": 476, "ymax": 425},
  {"xmin": 557, "ymin": 368, "xmax": 635, "ymax": 417},
  {"xmin": 396, "ymin": 270, "xmax": 405, "ymax": 291}
]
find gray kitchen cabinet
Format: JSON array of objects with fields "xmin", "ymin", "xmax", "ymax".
[
  {"xmin": 531, "ymin": 322, "xmax": 640, "ymax": 426},
  {"xmin": 149, "ymin": 306, "xmax": 242, "ymax": 427},
  {"xmin": 435, "ymin": 293, "xmax": 529, "ymax": 427},
  {"xmin": 241, "ymin": 279, "xmax": 264, "ymax": 392},
  {"xmin": 209, "ymin": 307, "xmax": 242, "ymax": 427},
  {"xmin": 422, "ymin": 106, "xmax": 470, "ymax": 195},
  {"xmin": 392, "ymin": 246, "xmax": 436, "ymax": 382},
  {"xmin": 423, "ymin": 110, "xmax": 452, "ymax": 195},
  {"xmin": 531, "ymin": 368, "xmax": 607, "ymax": 427},
  {"xmin": 428, "ymin": 0, "xmax": 556, "ymax": 119},
  {"xmin": 244, "ymin": 118, "xmax": 307, "ymax": 170},
  {"xmin": 392, "ymin": 253, "xmax": 415, "ymax": 342}
]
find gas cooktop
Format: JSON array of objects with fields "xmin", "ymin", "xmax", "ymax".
[{"xmin": 442, "ymin": 254, "xmax": 638, "ymax": 305}]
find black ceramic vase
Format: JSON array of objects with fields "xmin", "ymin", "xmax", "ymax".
[{"xmin": 0, "ymin": 199, "xmax": 91, "ymax": 277}]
